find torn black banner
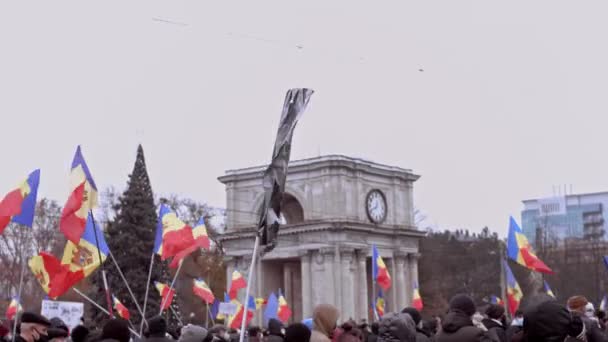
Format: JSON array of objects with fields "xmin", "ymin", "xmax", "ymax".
[{"xmin": 257, "ymin": 88, "xmax": 314, "ymax": 253}]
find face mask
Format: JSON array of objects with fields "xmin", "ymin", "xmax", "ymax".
[{"xmin": 512, "ymin": 318, "xmax": 523, "ymax": 327}]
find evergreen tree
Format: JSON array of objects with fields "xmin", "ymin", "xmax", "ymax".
[{"xmin": 89, "ymin": 145, "xmax": 164, "ymax": 325}]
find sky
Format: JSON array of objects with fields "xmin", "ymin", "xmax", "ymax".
[{"xmin": 2, "ymin": 1, "xmax": 608, "ymax": 237}]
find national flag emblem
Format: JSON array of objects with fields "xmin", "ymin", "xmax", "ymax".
[
  {"xmin": 29, "ymin": 252, "xmax": 84, "ymax": 298},
  {"xmin": 228, "ymin": 271, "xmax": 247, "ymax": 299},
  {"xmin": 412, "ymin": 282, "xmax": 423, "ymax": 311},
  {"xmin": 5, "ymin": 297, "xmax": 22, "ymax": 321},
  {"xmin": 490, "ymin": 295, "xmax": 504, "ymax": 305},
  {"xmin": 155, "ymin": 282, "xmax": 175, "ymax": 311},
  {"xmin": 113, "ymin": 295, "xmax": 130, "ymax": 320},
  {"xmin": 193, "ymin": 278, "xmax": 215, "ymax": 304},
  {"xmin": 255, "ymin": 298, "xmax": 266, "ymax": 310},
  {"xmin": 600, "ymin": 295, "xmax": 607, "ymax": 312},
  {"xmin": 0, "ymin": 169, "xmax": 41, "ymax": 234},
  {"xmin": 372, "ymin": 245, "xmax": 391, "ymax": 290},
  {"xmin": 277, "ymin": 290, "xmax": 292, "ymax": 323},
  {"xmin": 507, "ymin": 217, "xmax": 553, "ymax": 274},
  {"xmin": 61, "ymin": 214, "xmax": 109, "ymax": 277},
  {"xmin": 504, "ymin": 260, "xmax": 523, "ymax": 315},
  {"xmin": 60, "ymin": 147, "xmax": 99, "ymax": 244},
  {"xmin": 375, "ymin": 289, "xmax": 385, "ymax": 318},
  {"xmin": 544, "ymin": 281, "xmax": 555, "ymax": 298}
]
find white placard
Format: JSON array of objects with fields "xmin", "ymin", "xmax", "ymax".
[
  {"xmin": 41, "ymin": 300, "xmax": 84, "ymax": 330},
  {"xmin": 218, "ymin": 302, "xmax": 238, "ymax": 316}
]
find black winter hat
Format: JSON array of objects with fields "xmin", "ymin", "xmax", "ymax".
[
  {"xmin": 448, "ymin": 294, "xmax": 476, "ymax": 316},
  {"xmin": 148, "ymin": 316, "xmax": 168, "ymax": 337},
  {"xmin": 401, "ymin": 308, "xmax": 421, "ymax": 325},
  {"xmin": 101, "ymin": 319, "xmax": 131, "ymax": 342},
  {"xmin": 20, "ymin": 312, "xmax": 51, "ymax": 326},
  {"xmin": 70, "ymin": 325, "xmax": 90, "ymax": 342},
  {"xmin": 485, "ymin": 304, "xmax": 505, "ymax": 320},
  {"xmin": 284, "ymin": 323, "xmax": 311, "ymax": 342}
]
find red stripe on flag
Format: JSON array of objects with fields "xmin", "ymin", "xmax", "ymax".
[
  {"xmin": 60, "ymin": 183, "xmax": 87, "ymax": 244},
  {"xmin": 0, "ymin": 189, "xmax": 25, "ymax": 234}
]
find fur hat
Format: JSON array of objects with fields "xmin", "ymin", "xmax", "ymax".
[{"xmin": 567, "ymin": 296, "xmax": 589, "ymax": 312}]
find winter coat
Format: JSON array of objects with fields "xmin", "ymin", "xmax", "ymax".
[
  {"xmin": 376, "ymin": 313, "xmax": 417, "ymax": 342},
  {"xmin": 565, "ymin": 315, "xmax": 608, "ymax": 342},
  {"xmin": 311, "ymin": 305, "xmax": 340, "ymax": 342},
  {"xmin": 367, "ymin": 334, "xmax": 378, "ymax": 342},
  {"xmin": 505, "ymin": 325, "xmax": 522, "ymax": 342},
  {"xmin": 435, "ymin": 310, "xmax": 495, "ymax": 342},
  {"xmin": 414, "ymin": 329, "xmax": 432, "ymax": 342},
  {"xmin": 481, "ymin": 319, "xmax": 506, "ymax": 342},
  {"xmin": 179, "ymin": 325, "xmax": 208, "ymax": 342}
]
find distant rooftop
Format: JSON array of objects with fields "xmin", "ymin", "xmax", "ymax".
[{"xmin": 522, "ymin": 190, "xmax": 608, "ymax": 204}]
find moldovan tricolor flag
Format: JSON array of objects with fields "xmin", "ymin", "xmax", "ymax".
[
  {"xmin": 229, "ymin": 296, "xmax": 255, "ymax": 329},
  {"xmin": 60, "ymin": 147, "xmax": 99, "ymax": 244},
  {"xmin": 490, "ymin": 295, "xmax": 504, "ymax": 306},
  {"xmin": 28, "ymin": 252, "xmax": 84, "ymax": 298},
  {"xmin": 113, "ymin": 295, "xmax": 130, "ymax": 320},
  {"xmin": 157, "ymin": 205, "xmax": 208, "ymax": 268},
  {"xmin": 5, "ymin": 297, "xmax": 22, "ymax": 321},
  {"xmin": 507, "ymin": 217, "xmax": 553, "ymax": 274},
  {"xmin": 375, "ymin": 289, "xmax": 385, "ymax": 319},
  {"xmin": 61, "ymin": 214, "xmax": 109, "ymax": 277},
  {"xmin": 228, "ymin": 271, "xmax": 247, "ymax": 299},
  {"xmin": 192, "ymin": 217, "xmax": 210, "ymax": 250},
  {"xmin": 277, "ymin": 290, "xmax": 292, "ymax": 323},
  {"xmin": 412, "ymin": 282, "xmax": 423, "ymax": 311},
  {"xmin": 155, "ymin": 282, "xmax": 175, "ymax": 312},
  {"xmin": 0, "ymin": 169, "xmax": 40, "ymax": 234},
  {"xmin": 193, "ymin": 278, "xmax": 215, "ymax": 304},
  {"xmin": 504, "ymin": 260, "xmax": 523, "ymax": 315},
  {"xmin": 372, "ymin": 245, "xmax": 391, "ymax": 290}
]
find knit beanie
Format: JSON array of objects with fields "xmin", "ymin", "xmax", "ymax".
[{"xmin": 449, "ymin": 294, "xmax": 476, "ymax": 316}]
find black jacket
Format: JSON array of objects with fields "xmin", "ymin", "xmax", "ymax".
[
  {"xmin": 481, "ymin": 319, "xmax": 506, "ymax": 342},
  {"xmin": 436, "ymin": 311, "xmax": 494, "ymax": 342},
  {"xmin": 565, "ymin": 315, "xmax": 608, "ymax": 342},
  {"xmin": 505, "ymin": 325, "xmax": 523, "ymax": 342},
  {"xmin": 414, "ymin": 329, "xmax": 432, "ymax": 342}
]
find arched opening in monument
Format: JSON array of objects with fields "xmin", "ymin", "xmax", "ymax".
[{"xmin": 259, "ymin": 193, "xmax": 305, "ymax": 225}]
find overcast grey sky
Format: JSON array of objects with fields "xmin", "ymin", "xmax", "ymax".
[{"xmin": 2, "ymin": 1, "xmax": 607, "ymax": 236}]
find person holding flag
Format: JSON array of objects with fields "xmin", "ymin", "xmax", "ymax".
[{"xmin": 0, "ymin": 169, "xmax": 40, "ymax": 234}]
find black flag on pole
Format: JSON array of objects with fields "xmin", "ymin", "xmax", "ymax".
[{"xmin": 258, "ymin": 88, "xmax": 314, "ymax": 253}]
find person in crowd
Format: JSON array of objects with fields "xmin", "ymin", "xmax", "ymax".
[
  {"xmin": 567, "ymin": 296, "xmax": 607, "ymax": 342},
  {"xmin": 144, "ymin": 316, "xmax": 174, "ymax": 342},
  {"xmin": 366, "ymin": 323, "xmax": 378, "ymax": 342},
  {"xmin": 247, "ymin": 327, "xmax": 263, "ymax": 342},
  {"xmin": 47, "ymin": 318, "xmax": 69, "ymax": 342},
  {"xmin": 310, "ymin": 304, "xmax": 339, "ymax": 342},
  {"xmin": 421, "ymin": 319, "xmax": 437, "ymax": 339},
  {"xmin": 101, "ymin": 319, "xmax": 131, "ymax": 342},
  {"xmin": 376, "ymin": 312, "xmax": 416, "ymax": 342},
  {"xmin": 402, "ymin": 307, "xmax": 432, "ymax": 342},
  {"xmin": 523, "ymin": 297, "xmax": 585, "ymax": 342},
  {"xmin": 179, "ymin": 325, "xmax": 207, "ymax": 342},
  {"xmin": 481, "ymin": 305, "xmax": 506, "ymax": 342},
  {"xmin": 16, "ymin": 312, "xmax": 51, "ymax": 342},
  {"xmin": 337, "ymin": 322, "xmax": 362, "ymax": 342},
  {"xmin": 285, "ymin": 323, "xmax": 311, "ymax": 342},
  {"xmin": 597, "ymin": 310, "xmax": 607, "ymax": 331},
  {"xmin": 505, "ymin": 310, "xmax": 523, "ymax": 342},
  {"xmin": 207, "ymin": 325, "xmax": 230, "ymax": 342},
  {"xmin": 1, "ymin": 324, "xmax": 9, "ymax": 342},
  {"xmin": 71, "ymin": 326, "xmax": 90, "ymax": 342},
  {"xmin": 266, "ymin": 319, "xmax": 285, "ymax": 342},
  {"xmin": 435, "ymin": 294, "xmax": 495, "ymax": 342},
  {"xmin": 358, "ymin": 322, "xmax": 369, "ymax": 342}
]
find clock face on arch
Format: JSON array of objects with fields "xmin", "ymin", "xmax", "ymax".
[{"xmin": 366, "ymin": 190, "xmax": 387, "ymax": 223}]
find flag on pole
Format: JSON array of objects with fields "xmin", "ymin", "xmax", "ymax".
[
  {"xmin": 0, "ymin": 169, "xmax": 40, "ymax": 234},
  {"xmin": 193, "ymin": 278, "xmax": 215, "ymax": 304},
  {"xmin": 544, "ymin": 281, "xmax": 555, "ymax": 298},
  {"xmin": 5, "ymin": 297, "xmax": 22, "ymax": 321},
  {"xmin": 228, "ymin": 271, "xmax": 247, "ymax": 299},
  {"xmin": 153, "ymin": 213, "xmax": 164, "ymax": 257},
  {"xmin": 61, "ymin": 214, "xmax": 109, "ymax": 277},
  {"xmin": 157, "ymin": 205, "xmax": 209, "ymax": 268},
  {"xmin": 113, "ymin": 295, "xmax": 130, "ymax": 320},
  {"xmin": 210, "ymin": 299, "xmax": 220, "ymax": 320},
  {"xmin": 60, "ymin": 146, "xmax": 99, "ymax": 244},
  {"xmin": 375, "ymin": 289, "xmax": 385, "ymax": 319},
  {"xmin": 229, "ymin": 296, "xmax": 255, "ymax": 329},
  {"xmin": 412, "ymin": 282, "xmax": 423, "ymax": 311},
  {"xmin": 257, "ymin": 89, "xmax": 314, "ymax": 253},
  {"xmin": 372, "ymin": 245, "xmax": 391, "ymax": 290},
  {"xmin": 490, "ymin": 295, "xmax": 504, "ymax": 305},
  {"xmin": 155, "ymin": 282, "xmax": 175, "ymax": 311},
  {"xmin": 192, "ymin": 217, "xmax": 210, "ymax": 250},
  {"xmin": 28, "ymin": 252, "xmax": 84, "ymax": 298},
  {"xmin": 504, "ymin": 260, "xmax": 523, "ymax": 315},
  {"xmin": 277, "ymin": 290, "xmax": 292, "ymax": 323},
  {"xmin": 507, "ymin": 217, "xmax": 553, "ymax": 274},
  {"xmin": 263, "ymin": 292, "xmax": 279, "ymax": 326},
  {"xmin": 600, "ymin": 295, "xmax": 607, "ymax": 312}
]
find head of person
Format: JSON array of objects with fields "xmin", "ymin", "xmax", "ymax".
[
  {"xmin": 448, "ymin": 294, "xmax": 476, "ymax": 317},
  {"xmin": 511, "ymin": 310, "xmax": 524, "ymax": 327},
  {"xmin": 70, "ymin": 326, "xmax": 89, "ymax": 342},
  {"xmin": 585, "ymin": 303, "xmax": 596, "ymax": 319},
  {"xmin": 400, "ymin": 308, "xmax": 421, "ymax": 329},
  {"xmin": 101, "ymin": 319, "xmax": 130, "ymax": 342},
  {"xmin": 247, "ymin": 327, "xmax": 261, "ymax": 340},
  {"xmin": 147, "ymin": 316, "xmax": 167, "ymax": 338},
  {"xmin": 567, "ymin": 296, "xmax": 589, "ymax": 316},
  {"xmin": 267, "ymin": 319, "xmax": 285, "ymax": 337},
  {"xmin": 524, "ymin": 299, "xmax": 585, "ymax": 341},
  {"xmin": 485, "ymin": 304, "xmax": 506, "ymax": 321},
  {"xmin": 370, "ymin": 323, "xmax": 379, "ymax": 336},
  {"xmin": 376, "ymin": 313, "xmax": 416, "ymax": 342},
  {"xmin": 337, "ymin": 322, "xmax": 361, "ymax": 342},
  {"xmin": 19, "ymin": 312, "xmax": 51, "ymax": 342},
  {"xmin": 284, "ymin": 323, "xmax": 311, "ymax": 342},
  {"xmin": 312, "ymin": 304, "xmax": 340, "ymax": 338},
  {"xmin": 47, "ymin": 318, "xmax": 69, "ymax": 342},
  {"xmin": 179, "ymin": 324, "xmax": 208, "ymax": 342}
]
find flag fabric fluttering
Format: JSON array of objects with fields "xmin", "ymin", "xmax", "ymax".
[
  {"xmin": 5, "ymin": 297, "xmax": 22, "ymax": 321},
  {"xmin": 504, "ymin": 260, "xmax": 523, "ymax": 315},
  {"xmin": 375, "ymin": 289, "xmax": 385, "ymax": 319},
  {"xmin": 490, "ymin": 295, "xmax": 504, "ymax": 306},
  {"xmin": 229, "ymin": 296, "xmax": 255, "ymax": 329},
  {"xmin": 61, "ymin": 214, "xmax": 109, "ymax": 277},
  {"xmin": 192, "ymin": 217, "xmax": 210, "ymax": 250},
  {"xmin": 255, "ymin": 297, "xmax": 266, "ymax": 310},
  {"xmin": 600, "ymin": 295, "xmax": 607, "ymax": 312},
  {"xmin": 155, "ymin": 282, "xmax": 175, "ymax": 311},
  {"xmin": 263, "ymin": 292, "xmax": 279, "ymax": 326},
  {"xmin": 228, "ymin": 271, "xmax": 247, "ymax": 299},
  {"xmin": 157, "ymin": 205, "xmax": 209, "ymax": 268},
  {"xmin": 544, "ymin": 281, "xmax": 555, "ymax": 298},
  {"xmin": 29, "ymin": 252, "xmax": 84, "ymax": 298},
  {"xmin": 0, "ymin": 169, "xmax": 40, "ymax": 234},
  {"xmin": 153, "ymin": 214, "xmax": 164, "ymax": 257},
  {"xmin": 60, "ymin": 147, "xmax": 99, "ymax": 244},
  {"xmin": 277, "ymin": 290, "xmax": 292, "ymax": 323},
  {"xmin": 412, "ymin": 282, "xmax": 424, "ymax": 311},
  {"xmin": 372, "ymin": 245, "xmax": 391, "ymax": 290},
  {"xmin": 257, "ymin": 88, "xmax": 314, "ymax": 253},
  {"xmin": 507, "ymin": 217, "xmax": 553, "ymax": 274},
  {"xmin": 210, "ymin": 299, "xmax": 220, "ymax": 321},
  {"xmin": 193, "ymin": 278, "xmax": 215, "ymax": 304},
  {"xmin": 113, "ymin": 295, "xmax": 130, "ymax": 320}
]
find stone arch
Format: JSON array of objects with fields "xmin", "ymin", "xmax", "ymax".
[{"xmin": 251, "ymin": 186, "xmax": 307, "ymax": 224}]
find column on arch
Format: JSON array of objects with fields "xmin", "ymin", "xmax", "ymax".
[
  {"xmin": 355, "ymin": 249, "xmax": 369, "ymax": 321},
  {"xmin": 340, "ymin": 248, "xmax": 356, "ymax": 320},
  {"xmin": 394, "ymin": 251, "xmax": 408, "ymax": 310},
  {"xmin": 300, "ymin": 250, "xmax": 313, "ymax": 319}
]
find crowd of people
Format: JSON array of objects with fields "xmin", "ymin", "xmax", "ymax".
[{"xmin": 4, "ymin": 293, "xmax": 608, "ymax": 342}]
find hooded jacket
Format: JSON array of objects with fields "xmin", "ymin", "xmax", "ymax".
[
  {"xmin": 376, "ymin": 313, "xmax": 416, "ymax": 342},
  {"xmin": 436, "ymin": 310, "xmax": 494, "ymax": 342},
  {"xmin": 311, "ymin": 305, "xmax": 340, "ymax": 342}
]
